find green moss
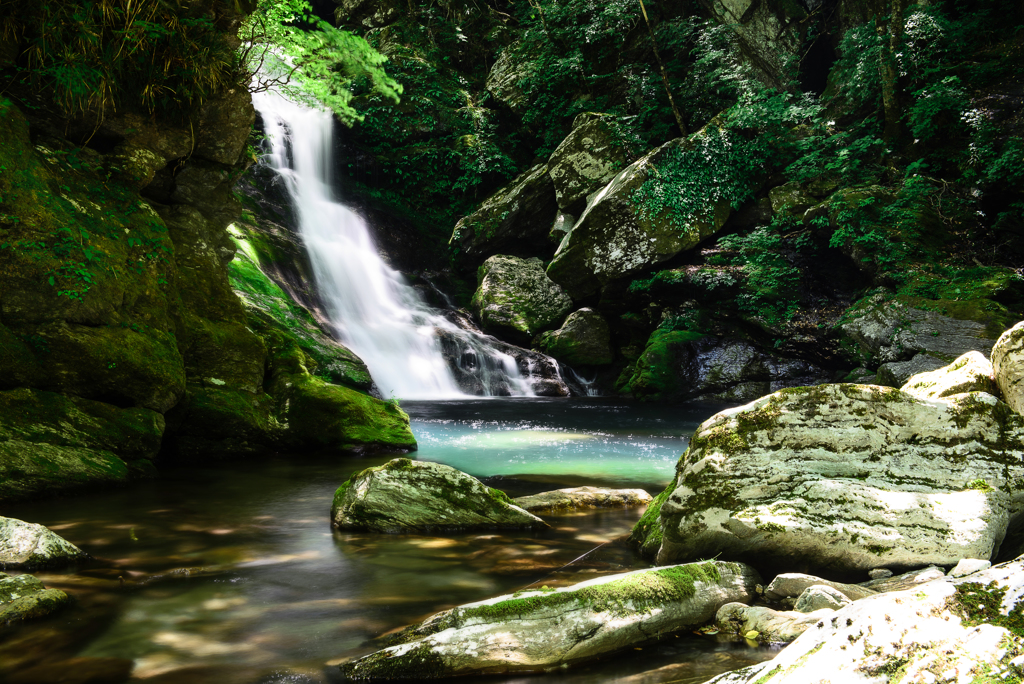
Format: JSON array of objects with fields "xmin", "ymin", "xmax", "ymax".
[
  {"xmin": 488, "ymin": 487, "xmax": 513, "ymax": 505},
  {"xmin": 966, "ymin": 478, "xmax": 995, "ymax": 492},
  {"xmin": 629, "ymin": 478, "xmax": 676, "ymax": 559},
  {"xmin": 627, "ymin": 329, "xmax": 706, "ymax": 401},
  {"xmin": 952, "ymin": 581, "xmax": 1024, "ymax": 638}
]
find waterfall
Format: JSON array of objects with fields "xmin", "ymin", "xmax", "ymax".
[{"xmin": 251, "ymin": 91, "xmax": 540, "ymax": 399}]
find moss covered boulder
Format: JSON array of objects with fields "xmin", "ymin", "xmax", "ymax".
[
  {"xmin": 901, "ymin": 351, "xmax": 996, "ymax": 400},
  {"xmin": 0, "ymin": 517, "xmax": 89, "ymax": 569},
  {"xmin": 546, "ymin": 113, "xmax": 637, "ymax": 214},
  {"xmin": 0, "ymin": 388, "xmax": 163, "ymax": 502},
  {"xmin": 340, "ymin": 560, "xmax": 760, "ymax": 679},
  {"xmin": 533, "ymin": 308, "xmax": 613, "ymax": 367},
  {"xmin": 0, "ymin": 573, "xmax": 70, "ymax": 626},
  {"xmin": 449, "ymin": 164, "xmax": 558, "ymax": 271},
  {"xmin": 647, "ymin": 384, "xmax": 1024, "ymax": 573},
  {"xmin": 546, "ymin": 125, "xmax": 737, "ymax": 301},
  {"xmin": 331, "ymin": 459, "xmax": 545, "ymax": 533},
  {"xmin": 472, "ymin": 255, "xmax": 573, "ymax": 340}
]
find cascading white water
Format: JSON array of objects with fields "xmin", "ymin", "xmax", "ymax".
[{"xmin": 252, "ymin": 90, "xmax": 537, "ymax": 399}]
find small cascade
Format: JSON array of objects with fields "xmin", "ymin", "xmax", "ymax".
[{"xmin": 251, "ymin": 90, "xmax": 562, "ymax": 399}]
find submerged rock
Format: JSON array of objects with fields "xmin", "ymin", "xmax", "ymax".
[
  {"xmin": 331, "ymin": 459, "xmax": 546, "ymax": 533},
  {"xmin": 0, "ymin": 572, "xmax": 70, "ymax": 626},
  {"xmin": 341, "ymin": 561, "xmax": 760, "ymax": 679},
  {"xmin": 901, "ymin": 350, "xmax": 996, "ymax": 399},
  {"xmin": 513, "ymin": 487, "xmax": 652, "ymax": 514},
  {"xmin": 994, "ymin": 320, "xmax": 1024, "ymax": 415},
  {"xmin": 705, "ymin": 557, "xmax": 1024, "ymax": 683},
  {"xmin": 645, "ymin": 384, "xmax": 1024, "ymax": 573},
  {"xmin": 532, "ymin": 308, "xmax": 614, "ymax": 367},
  {"xmin": 472, "ymin": 255, "xmax": 573, "ymax": 340},
  {"xmin": 0, "ymin": 517, "xmax": 89, "ymax": 570}
]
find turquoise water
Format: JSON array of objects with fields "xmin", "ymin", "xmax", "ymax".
[{"xmin": 0, "ymin": 398, "xmax": 772, "ymax": 684}]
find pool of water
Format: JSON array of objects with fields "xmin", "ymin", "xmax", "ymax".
[{"xmin": 0, "ymin": 398, "xmax": 773, "ymax": 684}]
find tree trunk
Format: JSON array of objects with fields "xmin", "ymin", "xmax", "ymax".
[
  {"xmin": 638, "ymin": 0, "xmax": 687, "ymax": 138},
  {"xmin": 880, "ymin": 0, "xmax": 906, "ymax": 143}
]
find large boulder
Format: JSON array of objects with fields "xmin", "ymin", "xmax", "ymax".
[
  {"xmin": 705, "ymin": 557, "xmax": 1024, "ymax": 684},
  {"xmin": 331, "ymin": 458, "xmax": 547, "ymax": 533},
  {"xmin": 901, "ymin": 350, "xmax": 996, "ymax": 400},
  {"xmin": 340, "ymin": 561, "xmax": 760, "ymax": 679},
  {"xmin": 546, "ymin": 113, "xmax": 637, "ymax": 214},
  {"xmin": 0, "ymin": 573, "xmax": 71, "ymax": 626},
  {"xmin": 448, "ymin": 164, "xmax": 558, "ymax": 271},
  {"xmin": 472, "ymin": 255, "xmax": 573, "ymax": 340},
  {"xmin": 513, "ymin": 486, "xmax": 652, "ymax": 514},
  {"xmin": 546, "ymin": 124, "xmax": 739, "ymax": 301},
  {"xmin": 485, "ymin": 43, "xmax": 537, "ymax": 114},
  {"xmin": 646, "ymin": 384, "xmax": 1024, "ymax": 573},
  {"xmin": 532, "ymin": 308, "xmax": 614, "ymax": 367},
  {"xmin": 0, "ymin": 517, "xmax": 89, "ymax": 569},
  {"xmin": 0, "ymin": 388, "xmax": 164, "ymax": 502},
  {"xmin": 625, "ymin": 332, "xmax": 830, "ymax": 402},
  {"xmin": 993, "ymin": 320, "xmax": 1024, "ymax": 415}
]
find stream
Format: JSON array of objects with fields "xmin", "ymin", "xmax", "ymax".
[{"xmin": 1, "ymin": 398, "xmax": 777, "ymax": 684}]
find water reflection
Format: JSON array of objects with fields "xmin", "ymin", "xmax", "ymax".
[{"xmin": 0, "ymin": 399, "xmax": 768, "ymax": 683}]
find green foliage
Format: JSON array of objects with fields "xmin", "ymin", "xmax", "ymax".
[
  {"xmin": 717, "ymin": 227, "xmax": 801, "ymax": 326},
  {"xmin": 0, "ymin": 0, "xmax": 237, "ymax": 117},
  {"xmin": 240, "ymin": 0, "xmax": 401, "ymax": 124}
]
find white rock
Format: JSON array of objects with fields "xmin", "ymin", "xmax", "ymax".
[
  {"xmin": 0, "ymin": 517, "xmax": 89, "ymax": 570},
  {"xmin": 652, "ymin": 384, "xmax": 1024, "ymax": 572},
  {"xmin": 704, "ymin": 557, "xmax": 1024, "ymax": 684},
  {"xmin": 764, "ymin": 574, "xmax": 875, "ymax": 602},
  {"xmin": 901, "ymin": 351, "xmax": 996, "ymax": 400},
  {"xmin": 513, "ymin": 486, "xmax": 652, "ymax": 513},
  {"xmin": 861, "ymin": 565, "xmax": 947, "ymax": 593},
  {"xmin": 793, "ymin": 585, "xmax": 851, "ymax": 613},
  {"xmin": 948, "ymin": 558, "xmax": 992, "ymax": 577},
  {"xmin": 341, "ymin": 561, "xmax": 761, "ymax": 679},
  {"xmin": 993, "ymin": 320, "xmax": 1024, "ymax": 415}
]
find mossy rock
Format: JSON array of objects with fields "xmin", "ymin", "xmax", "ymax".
[
  {"xmin": 472, "ymin": 255, "xmax": 573, "ymax": 340},
  {"xmin": 533, "ymin": 308, "xmax": 614, "ymax": 366},
  {"xmin": 0, "ymin": 517, "xmax": 90, "ymax": 569},
  {"xmin": 331, "ymin": 458, "xmax": 544, "ymax": 532}
]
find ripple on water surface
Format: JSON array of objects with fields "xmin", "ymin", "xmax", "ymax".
[{"xmin": 0, "ymin": 398, "xmax": 772, "ymax": 684}]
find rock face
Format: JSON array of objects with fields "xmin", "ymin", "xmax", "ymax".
[
  {"xmin": 993, "ymin": 320, "xmax": 1024, "ymax": 415},
  {"xmin": 546, "ymin": 126, "xmax": 737, "ymax": 301},
  {"xmin": 546, "ymin": 113, "xmax": 636, "ymax": 214},
  {"xmin": 449, "ymin": 164, "xmax": 558, "ymax": 271},
  {"xmin": 472, "ymin": 255, "xmax": 573, "ymax": 340},
  {"xmin": 533, "ymin": 308, "xmax": 614, "ymax": 367},
  {"xmin": 646, "ymin": 383, "xmax": 1024, "ymax": 573},
  {"xmin": 901, "ymin": 350, "xmax": 996, "ymax": 400},
  {"xmin": 625, "ymin": 333, "xmax": 830, "ymax": 402},
  {"xmin": 341, "ymin": 561, "xmax": 760, "ymax": 679},
  {"xmin": 704, "ymin": 557, "xmax": 1024, "ymax": 684},
  {"xmin": 840, "ymin": 297, "xmax": 995, "ymax": 367},
  {"xmin": 0, "ymin": 517, "xmax": 89, "ymax": 570},
  {"xmin": 513, "ymin": 487, "xmax": 652, "ymax": 513},
  {"xmin": 331, "ymin": 459, "xmax": 547, "ymax": 533},
  {"xmin": 0, "ymin": 573, "xmax": 70, "ymax": 626},
  {"xmin": 0, "ymin": 388, "xmax": 164, "ymax": 501}
]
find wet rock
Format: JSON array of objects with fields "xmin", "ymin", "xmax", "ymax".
[
  {"xmin": 704, "ymin": 557, "xmax": 1024, "ymax": 684},
  {"xmin": 993, "ymin": 320, "xmax": 1024, "ymax": 415},
  {"xmin": 764, "ymin": 574, "xmax": 876, "ymax": 603},
  {"xmin": 716, "ymin": 603, "xmax": 829, "ymax": 643},
  {"xmin": 901, "ymin": 350, "xmax": 996, "ymax": 399},
  {"xmin": 0, "ymin": 573, "xmax": 71, "ymax": 626},
  {"xmin": 625, "ymin": 333, "xmax": 830, "ymax": 402},
  {"xmin": 547, "ymin": 113, "xmax": 637, "ymax": 214},
  {"xmin": 547, "ymin": 123, "xmax": 741, "ymax": 301},
  {"xmin": 948, "ymin": 558, "xmax": 992, "ymax": 577},
  {"xmin": 793, "ymin": 585, "xmax": 851, "ymax": 613},
  {"xmin": 472, "ymin": 255, "xmax": 573, "ymax": 340},
  {"xmin": 648, "ymin": 384, "xmax": 1024, "ymax": 573},
  {"xmin": 331, "ymin": 458, "xmax": 547, "ymax": 533},
  {"xmin": 876, "ymin": 352, "xmax": 946, "ymax": 387},
  {"xmin": 0, "ymin": 517, "xmax": 89, "ymax": 570},
  {"xmin": 449, "ymin": 164, "xmax": 558, "ymax": 271},
  {"xmin": 341, "ymin": 561, "xmax": 760, "ymax": 679},
  {"xmin": 513, "ymin": 487, "xmax": 652, "ymax": 514},
  {"xmin": 533, "ymin": 308, "xmax": 614, "ymax": 367}
]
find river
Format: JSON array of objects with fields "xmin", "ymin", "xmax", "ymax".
[{"xmin": 1, "ymin": 398, "xmax": 776, "ymax": 683}]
